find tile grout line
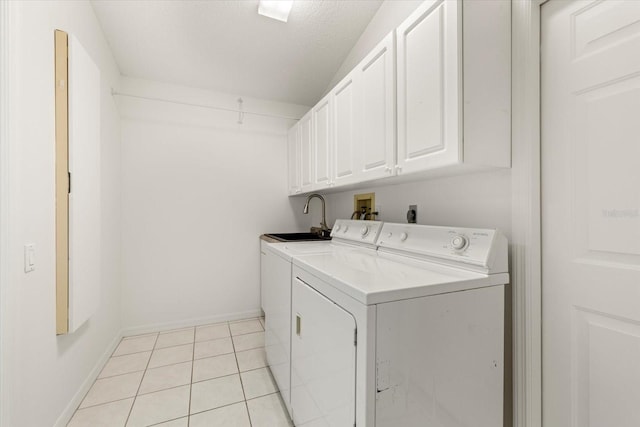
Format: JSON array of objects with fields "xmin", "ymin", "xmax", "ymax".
[
  {"xmin": 124, "ymin": 331, "xmax": 160, "ymax": 426},
  {"xmin": 186, "ymin": 325, "xmax": 197, "ymax": 427},
  {"xmin": 230, "ymin": 323, "xmax": 253, "ymax": 427}
]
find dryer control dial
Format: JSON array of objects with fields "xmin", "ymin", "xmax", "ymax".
[
  {"xmin": 334, "ymin": 224, "xmax": 341, "ymax": 232},
  {"xmin": 343, "ymin": 226, "xmax": 349, "ymax": 233},
  {"xmin": 451, "ymin": 235, "xmax": 469, "ymax": 251},
  {"xmin": 400, "ymin": 232, "xmax": 408, "ymax": 242},
  {"xmin": 360, "ymin": 226, "xmax": 369, "ymax": 237}
]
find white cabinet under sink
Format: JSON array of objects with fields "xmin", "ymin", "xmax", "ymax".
[{"xmin": 260, "ymin": 241, "xmax": 293, "ymax": 414}]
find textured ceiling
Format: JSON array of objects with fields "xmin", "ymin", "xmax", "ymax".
[{"xmin": 91, "ymin": 0, "xmax": 383, "ymax": 106}]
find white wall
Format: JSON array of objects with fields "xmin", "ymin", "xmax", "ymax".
[
  {"xmin": 319, "ymin": 170, "xmax": 512, "ymax": 238},
  {"xmin": 3, "ymin": 1, "xmax": 122, "ymax": 426},
  {"xmin": 324, "ymin": 0, "xmax": 424, "ymax": 93},
  {"xmin": 119, "ymin": 77, "xmax": 309, "ymax": 333}
]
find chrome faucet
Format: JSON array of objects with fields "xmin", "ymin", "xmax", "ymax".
[{"xmin": 303, "ymin": 193, "xmax": 329, "ymax": 232}]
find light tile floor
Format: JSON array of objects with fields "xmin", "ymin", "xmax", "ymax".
[{"xmin": 68, "ymin": 317, "xmax": 293, "ymax": 427}]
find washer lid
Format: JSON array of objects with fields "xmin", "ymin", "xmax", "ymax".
[{"xmin": 293, "ymin": 250, "xmax": 508, "ymax": 305}]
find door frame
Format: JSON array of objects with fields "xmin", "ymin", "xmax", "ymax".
[
  {"xmin": 0, "ymin": 1, "xmax": 14, "ymax": 425},
  {"xmin": 511, "ymin": 1, "xmax": 544, "ymax": 427}
]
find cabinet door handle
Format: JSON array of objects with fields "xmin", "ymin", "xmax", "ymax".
[
  {"xmin": 395, "ymin": 165, "xmax": 402, "ymax": 174},
  {"xmin": 296, "ymin": 314, "xmax": 302, "ymax": 336}
]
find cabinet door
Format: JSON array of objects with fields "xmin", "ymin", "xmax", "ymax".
[
  {"xmin": 358, "ymin": 32, "xmax": 396, "ymax": 181},
  {"xmin": 291, "ymin": 278, "xmax": 356, "ymax": 427},
  {"xmin": 332, "ymin": 71, "xmax": 357, "ymax": 186},
  {"xmin": 287, "ymin": 124, "xmax": 301, "ymax": 195},
  {"xmin": 299, "ymin": 111, "xmax": 314, "ymax": 193},
  {"xmin": 396, "ymin": 0, "xmax": 461, "ymax": 175},
  {"xmin": 261, "ymin": 247, "xmax": 294, "ymax": 415},
  {"xmin": 312, "ymin": 94, "xmax": 332, "ymax": 189}
]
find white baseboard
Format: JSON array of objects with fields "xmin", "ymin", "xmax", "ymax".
[
  {"xmin": 121, "ymin": 309, "xmax": 263, "ymax": 337},
  {"xmin": 53, "ymin": 329, "xmax": 124, "ymax": 427}
]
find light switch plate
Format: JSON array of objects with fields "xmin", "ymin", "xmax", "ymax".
[{"xmin": 24, "ymin": 244, "xmax": 35, "ymax": 273}]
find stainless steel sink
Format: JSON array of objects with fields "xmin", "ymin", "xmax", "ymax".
[{"xmin": 264, "ymin": 232, "xmax": 331, "ymax": 242}]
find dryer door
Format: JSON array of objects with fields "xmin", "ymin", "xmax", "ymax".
[{"xmin": 291, "ymin": 277, "xmax": 356, "ymax": 427}]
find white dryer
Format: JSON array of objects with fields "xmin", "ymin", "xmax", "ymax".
[
  {"xmin": 260, "ymin": 220, "xmax": 384, "ymax": 416},
  {"xmin": 290, "ymin": 222, "xmax": 509, "ymax": 427}
]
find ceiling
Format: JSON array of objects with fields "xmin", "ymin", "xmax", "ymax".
[{"xmin": 91, "ymin": 0, "xmax": 383, "ymax": 106}]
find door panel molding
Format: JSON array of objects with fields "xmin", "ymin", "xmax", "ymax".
[{"xmin": 511, "ymin": 2, "xmax": 543, "ymax": 427}]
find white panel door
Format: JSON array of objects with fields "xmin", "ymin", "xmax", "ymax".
[
  {"xmin": 261, "ymin": 247, "xmax": 293, "ymax": 415},
  {"xmin": 299, "ymin": 111, "xmax": 313, "ymax": 193},
  {"xmin": 396, "ymin": 0, "xmax": 460, "ymax": 175},
  {"xmin": 287, "ymin": 124, "xmax": 301, "ymax": 195},
  {"xmin": 68, "ymin": 34, "xmax": 101, "ymax": 333},
  {"xmin": 542, "ymin": 1, "xmax": 640, "ymax": 426},
  {"xmin": 291, "ymin": 278, "xmax": 356, "ymax": 427},
  {"xmin": 313, "ymin": 95, "xmax": 332, "ymax": 190},
  {"xmin": 358, "ymin": 32, "xmax": 396, "ymax": 181},
  {"xmin": 332, "ymin": 71, "xmax": 357, "ymax": 186}
]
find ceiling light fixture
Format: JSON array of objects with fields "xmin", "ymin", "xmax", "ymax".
[{"xmin": 258, "ymin": 0, "xmax": 294, "ymax": 23}]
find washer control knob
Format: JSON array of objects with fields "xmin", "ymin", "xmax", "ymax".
[
  {"xmin": 334, "ymin": 224, "xmax": 341, "ymax": 232},
  {"xmin": 343, "ymin": 226, "xmax": 349, "ymax": 233},
  {"xmin": 400, "ymin": 232, "xmax": 408, "ymax": 242},
  {"xmin": 451, "ymin": 235, "xmax": 468, "ymax": 250},
  {"xmin": 360, "ymin": 226, "xmax": 369, "ymax": 237},
  {"xmin": 387, "ymin": 232, "xmax": 393, "ymax": 238}
]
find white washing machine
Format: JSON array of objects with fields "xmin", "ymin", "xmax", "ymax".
[
  {"xmin": 260, "ymin": 220, "xmax": 384, "ymax": 416},
  {"xmin": 290, "ymin": 222, "xmax": 509, "ymax": 427}
]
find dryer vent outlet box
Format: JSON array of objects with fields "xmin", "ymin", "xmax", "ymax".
[
  {"xmin": 407, "ymin": 205, "xmax": 417, "ymax": 223},
  {"xmin": 353, "ymin": 192, "xmax": 376, "ymax": 220}
]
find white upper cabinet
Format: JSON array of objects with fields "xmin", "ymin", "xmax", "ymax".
[
  {"xmin": 396, "ymin": 0, "xmax": 460, "ymax": 174},
  {"xmin": 288, "ymin": 0, "xmax": 510, "ymax": 195},
  {"xmin": 332, "ymin": 70, "xmax": 357, "ymax": 186},
  {"xmin": 357, "ymin": 32, "xmax": 396, "ymax": 181},
  {"xmin": 312, "ymin": 93, "xmax": 333, "ymax": 189},
  {"xmin": 299, "ymin": 111, "xmax": 314, "ymax": 193},
  {"xmin": 287, "ymin": 124, "xmax": 301, "ymax": 195},
  {"xmin": 396, "ymin": 0, "xmax": 510, "ymax": 175},
  {"xmin": 332, "ymin": 32, "xmax": 395, "ymax": 187}
]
